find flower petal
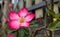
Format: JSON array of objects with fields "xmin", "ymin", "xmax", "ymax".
[
  {"xmin": 8, "ymin": 10, "xmax": 19, "ymax": 20},
  {"xmin": 20, "ymin": 22, "xmax": 30, "ymax": 27},
  {"xmin": 8, "ymin": 20, "xmax": 20, "ymax": 30},
  {"xmin": 18, "ymin": 8, "xmax": 28, "ymax": 17},
  {"xmin": 25, "ymin": 14, "xmax": 35, "ymax": 22},
  {"xmin": 8, "ymin": 33, "xmax": 14, "ymax": 37}
]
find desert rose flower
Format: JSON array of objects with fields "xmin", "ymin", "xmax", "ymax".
[
  {"xmin": 8, "ymin": 3, "xmax": 12, "ymax": 8},
  {"xmin": 8, "ymin": 33, "xmax": 14, "ymax": 37},
  {"xmin": 8, "ymin": 8, "xmax": 35, "ymax": 30}
]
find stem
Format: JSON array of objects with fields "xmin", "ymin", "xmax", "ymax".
[
  {"xmin": 28, "ymin": 27, "xmax": 32, "ymax": 37},
  {"xmin": 1, "ymin": 0, "xmax": 9, "ymax": 37},
  {"xmin": 16, "ymin": 30, "xmax": 19, "ymax": 37},
  {"xmin": 50, "ymin": 0, "xmax": 54, "ymax": 10},
  {"xmin": 44, "ymin": 0, "xmax": 55, "ymax": 37},
  {"xmin": 44, "ymin": 0, "xmax": 49, "ymax": 9},
  {"xmin": 49, "ymin": 31, "xmax": 54, "ymax": 37},
  {"xmin": 28, "ymin": 27, "xmax": 35, "ymax": 37},
  {"xmin": 49, "ymin": 0, "xmax": 54, "ymax": 37},
  {"xmin": 16, "ymin": 30, "xmax": 20, "ymax": 37},
  {"xmin": 44, "ymin": 0, "xmax": 49, "ymax": 37},
  {"xmin": 16, "ymin": 31, "xmax": 19, "ymax": 37}
]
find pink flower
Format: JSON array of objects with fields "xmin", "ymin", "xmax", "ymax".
[
  {"xmin": 8, "ymin": 3, "xmax": 12, "ymax": 8},
  {"xmin": 8, "ymin": 8, "xmax": 35, "ymax": 30},
  {"xmin": 8, "ymin": 33, "xmax": 14, "ymax": 37}
]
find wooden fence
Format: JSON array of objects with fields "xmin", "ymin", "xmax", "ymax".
[
  {"xmin": 24, "ymin": 0, "xmax": 60, "ymax": 37},
  {"xmin": 0, "ymin": 0, "xmax": 59, "ymax": 19},
  {"xmin": 18, "ymin": 0, "xmax": 60, "ymax": 37},
  {"xmin": 0, "ymin": 0, "xmax": 60, "ymax": 37}
]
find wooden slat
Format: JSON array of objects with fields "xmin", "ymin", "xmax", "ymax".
[
  {"xmin": 26, "ymin": 0, "xmax": 32, "ymax": 8},
  {"xmin": 54, "ymin": 4, "xmax": 59, "ymax": 14},
  {"xmin": 35, "ymin": 0, "xmax": 43, "ymax": 18},
  {"xmin": 28, "ymin": 0, "xmax": 58, "ymax": 11}
]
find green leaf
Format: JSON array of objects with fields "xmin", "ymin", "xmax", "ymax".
[
  {"xmin": 30, "ymin": 24, "xmax": 39, "ymax": 28},
  {"xmin": 48, "ymin": 9, "xmax": 60, "ymax": 20},
  {"xmin": 49, "ymin": 21, "xmax": 60, "ymax": 31},
  {"xmin": 48, "ymin": 9, "xmax": 56, "ymax": 18},
  {"xmin": 58, "ymin": 1, "xmax": 60, "ymax": 7},
  {"xmin": 55, "ymin": 14, "xmax": 59, "ymax": 18},
  {"xmin": 18, "ymin": 28, "xmax": 29, "ymax": 37}
]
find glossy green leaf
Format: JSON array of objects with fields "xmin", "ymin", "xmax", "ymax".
[
  {"xmin": 58, "ymin": 1, "xmax": 60, "ymax": 7},
  {"xmin": 55, "ymin": 14, "xmax": 59, "ymax": 18},
  {"xmin": 49, "ymin": 21, "xmax": 60, "ymax": 31},
  {"xmin": 18, "ymin": 28, "xmax": 29, "ymax": 37},
  {"xmin": 19, "ymin": 29, "xmax": 24, "ymax": 37},
  {"xmin": 48, "ymin": 9, "xmax": 56, "ymax": 18},
  {"xmin": 30, "ymin": 23, "xmax": 39, "ymax": 28}
]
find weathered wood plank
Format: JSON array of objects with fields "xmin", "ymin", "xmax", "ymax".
[
  {"xmin": 28, "ymin": 0, "xmax": 58, "ymax": 11},
  {"xmin": 54, "ymin": 4, "xmax": 59, "ymax": 14},
  {"xmin": 26, "ymin": 0, "xmax": 32, "ymax": 8},
  {"xmin": 35, "ymin": 0, "xmax": 43, "ymax": 18}
]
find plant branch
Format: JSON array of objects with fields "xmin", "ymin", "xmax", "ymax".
[
  {"xmin": 49, "ymin": 0, "xmax": 54, "ymax": 37},
  {"xmin": 50, "ymin": 0, "xmax": 54, "ymax": 10},
  {"xmin": 1, "ymin": 0, "xmax": 9, "ymax": 37}
]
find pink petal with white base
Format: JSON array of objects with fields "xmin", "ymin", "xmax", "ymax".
[
  {"xmin": 9, "ymin": 10, "xmax": 19, "ymax": 20},
  {"xmin": 8, "ymin": 20, "xmax": 20, "ymax": 30},
  {"xmin": 18, "ymin": 8, "xmax": 28, "ymax": 17},
  {"xmin": 25, "ymin": 14, "xmax": 35, "ymax": 22},
  {"xmin": 20, "ymin": 22, "xmax": 30, "ymax": 27}
]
